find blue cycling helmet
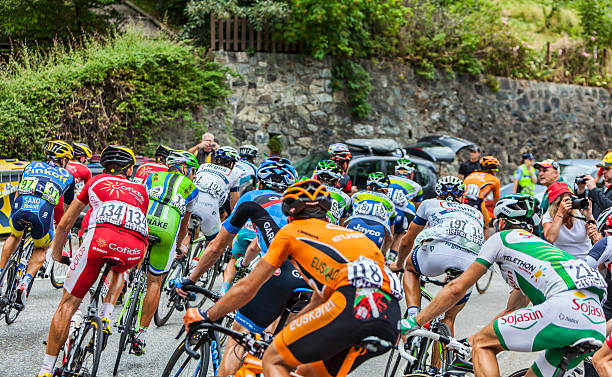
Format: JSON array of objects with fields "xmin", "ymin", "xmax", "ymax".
[
  {"xmin": 435, "ymin": 176, "xmax": 465, "ymax": 202},
  {"xmin": 257, "ymin": 157, "xmax": 297, "ymax": 193},
  {"xmin": 214, "ymin": 146, "xmax": 239, "ymax": 167}
]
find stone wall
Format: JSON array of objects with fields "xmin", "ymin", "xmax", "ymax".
[{"xmin": 168, "ymin": 51, "xmax": 612, "ymax": 180}]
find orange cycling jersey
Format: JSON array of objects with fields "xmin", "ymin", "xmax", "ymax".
[
  {"xmin": 263, "ymin": 218, "xmax": 403, "ymax": 299},
  {"xmin": 463, "ymin": 171, "xmax": 500, "ymax": 223}
]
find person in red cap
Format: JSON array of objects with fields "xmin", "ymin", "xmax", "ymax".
[{"xmin": 542, "ymin": 181, "xmax": 598, "ymax": 259}]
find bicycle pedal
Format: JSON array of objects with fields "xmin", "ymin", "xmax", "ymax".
[{"xmin": 13, "ymin": 303, "xmax": 24, "ymax": 311}]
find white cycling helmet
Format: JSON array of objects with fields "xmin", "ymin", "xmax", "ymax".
[
  {"xmin": 435, "ymin": 176, "xmax": 465, "ymax": 202},
  {"xmin": 494, "ymin": 194, "xmax": 541, "ymax": 228}
]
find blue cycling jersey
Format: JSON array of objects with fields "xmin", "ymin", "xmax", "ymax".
[
  {"xmin": 222, "ymin": 189, "xmax": 287, "ymax": 255},
  {"xmin": 18, "ymin": 161, "xmax": 75, "ymax": 207}
]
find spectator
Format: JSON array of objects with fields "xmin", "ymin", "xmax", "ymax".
[
  {"xmin": 576, "ymin": 152, "xmax": 612, "ymax": 219},
  {"xmin": 512, "ymin": 152, "xmax": 537, "ymax": 195},
  {"xmin": 534, "ymin": 159, "xmax": 563, "ymax": 215},
  {"xmin": 457, "ymin": 146, "xmax": 481, "ymax": 180},
  {"xmin": 188, "ymin": 132, "xmax": 218, "ymax": 165},
  {"xmin": 595, "ymin": 149, "xmax": 612, "ymax": 184},
  {"xmin": 542, "ymin": 181, "xmax": 597, "ymax": 259}
]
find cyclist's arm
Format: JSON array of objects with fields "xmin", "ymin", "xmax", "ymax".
[
  {"xmin": 395, "ymin": 221, "xmax": 424, "ymax": 269},
  {"xmin": 493, "ymin": 289, "xmax": 529, "ymax": 320},
  {"xmin": 593, "ymin": 337, "xmax": 612, "ymax": 377},
  {"xmin": 208, "ymin": 259, "xmax": 277, "ymax": 322},
  {"xmin": 229, "ymin": 191, "xmax": 239, "ymax": 211},
  {"xmin": 51, "ymin": 198, "xmax": 86, "ymax": 262},
  {"xmin": 176, "ymin": 212, "xmax": 191, "ymax": 257},
  {"xmin": 493, "ymin": 180, "xmax": 500, "ymax": 202},
  {"xmin": 242, "ymin": 238, "xmax": 260, "ymax": 266},
  {"xmin": 415, "ymin": 262, "xmax": 488, "ymax": 326}
]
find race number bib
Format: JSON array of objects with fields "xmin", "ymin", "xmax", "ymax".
[
  {"xmin": 42, "ymin": 182, "xmax": 61, "ymax": 206},
  {"xmin": 354, "ymin": 201, "xmax": 387, "ymax": 221},
  {"xmin": 96, "ymin": 201, "xmax": 148, "ymax": 236},
  {"xmin": 560, "ymin": 260, "xmax": 607, "ymax": 290},
  {"xmin": 465, "ymin": 184, "xmax": 480, "ymax": 201},
  {"xmin": 447, "ymin": 218, "xmax": 484, "ymax": 246},
  {"xmin": 18, "ymin": 176, "xmax": 38, "ymax": 195},
  {"xmin": 328, "ymin": 200, "xmax": 342, "ymax": 224},
  {"xmin": 348, "ymin": 256, "xmax": 383, "ymax": 289},
  {"xmin": 390, "ymin": 189, "xmax": 408, "ymax": 208},
  {"xmin": 384, "ymin": 265, "xmax": 404, "ymax": 299}
]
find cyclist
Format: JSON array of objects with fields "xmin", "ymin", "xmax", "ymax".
[
  {"xmin": 132, "ymin": 144, "xmax": 171, "ymax": 184},
  {"xmin": 220, "ymin": 221, "xmax": 257, "ymax": 295},
  {"xmin": 66, "ymin": 142, "xmax": 93, "ymax": 197},
  {"xmin": 387, "ymin": 158, "xmax": 422, "ymax": 262},
  {"xmin": 37, "ymin": 145, "xmax": 149, "ymax": 377},
  {"xmin": 390, "ymin": 176, "xmax": 483, "ymax": 335},
  {"xmin": 233, "ymin": 144, "xmax": 259, "ymax": 193},
  {"xmin": 134, "ymin": 150, "xmax": 200, "ymax": 355},
  {"xmin": 463, "ymin": 155, "xmax": 501, "ymax": 239},
  {"xmin": 0, "ymin": 140, "xmax": 75, "ymax": 308},
  {"xmin": 312, "ymin": 159, "xmax": 351, "ymax": 225},
  {"xmin": 329, "ymin": 142, "xmax": 354, "ymax": 194},
  {"xmin": 402, "ymin": 195, "xmax": 607, "ymax": 377},
  {"xmin": 183, "ymin": 179, "xmax": 403, "ymax": 377},
  {"xmin": 175, "ymin": 157, "xmax": 304, "ymax": 376},
  {"xmin": 345, "ymin": 172, "xmax": 395, "ymax": 249}
]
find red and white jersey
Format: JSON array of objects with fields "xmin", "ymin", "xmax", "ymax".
[
  {"xmin": 66, "ymin": 160, "xmax": 92, "ymax": 196},
  {"xmin": 133, "ymin": 162, "xmax": 168, "ymax": 184},
  {"xmin": 78, "ymin": 174, "xmax": 150, "ymax": 239}
]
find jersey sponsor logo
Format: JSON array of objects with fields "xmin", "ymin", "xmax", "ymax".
[
  {"xmin": 149, "ymin": 218, "xmax": 168, "ymax": 229},
  {"xmin": 108, "ymin": 242, "xmax": 142, "ymax": 256},
  {"xmin": 273, "ymin": 268, "xmax": 281, "ymax": 276},
  {"xmin": 332, "ymin": 231, "xmax": 367, "ymax": 243},
  {"xmin": 28, "ymin": 166, "xmax": 71, "ymax": 184},
  {"xmin": 289, "ymin": 299, "xmax": 335, "ymax": 331},
  {"xmin": 503, "ymin": 255, "xmax": 537, "ymax": 274},
  {"xmin": 263, "ymin": 221, "xmax": 275, "ymax": 244},
  {"xmin": 99, "ymin": 180, "xmax": 146, "ymax": 204},
  {"xmin": 558, "ymin": 313, "xmax": 579, "ymax": 325},
  {"xmin": 311, "ymin": 256, "xmax": 340, "ymax": 281},
  {"xmin": 499, "ymin": 310, "xmax": 543, "ymax": 326},
  {"xmin": 572, "ymin": 298, "xmax": 604, "ymax": 319},
  {"xmin": 351, "ymin": 223, "xmax": 382, "ymax": 238}
]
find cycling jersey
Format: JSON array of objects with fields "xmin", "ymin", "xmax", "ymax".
[
  {"xmin": 325, "ymin": 185, "xmax": 351, "ymax": 225},
  {"xmin": 10, "ymin": 161, "xmax": 75, "ymax": 247},
  {"xmin": 230, "ymin": 222, "xmax": 256, "ymax": 259},
  {"xmin": 338, "ymin": 173, "xmax": 352, "ymax": 193},
  {"xmin": 193, "ymin": 163, "xmax": 239, "ymax": 207},
  {"xmin": 463, "ymin": 171, "xmax": 500, "ymax": 223},
  {"xmin": 585, "ymin": 237, "xmax": 612, "ymax": 272},
  {"xmin": 345, "ymin": 191, "xmax": 395, "ymax": 234},
  {"xmin": 65, "ymin": 160, "xmax": 92, "ymax": 197},
  {"xmin": 64, "ymin": 174, "xmax": 149, "ymax": 299},
  {"xmin": 145, "ymin": 171, "xmax": 199, "ymax": 275},
  {"xmin": 413, "ymin": 199, "xmax": 484, "ymax": 254},
  {"xmin": 132, "ymin": 162, "xmax": 168, "ymax": 184},
  {"xmin": 233, "ymin": 160, "xmax": 257, "ymax": 193},
  {"xmin": 388, "ymin": 175, "xmax": 423, "ymax": 204}
]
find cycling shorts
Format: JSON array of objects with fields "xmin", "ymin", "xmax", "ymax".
[
  {"xmin": 345, "ymin": 218, "xmax": 385, "ymax": 249},
  {"xmin": 411, "ymin": 240, "xmax": 475, "ymax": 304},
  {"xmin": 9, "ymin": 195, "xmax": 55, "ymax": 248},
  {"xmin": 64, "ymin": 226, "xmax": 146, "ymax": 299},
  {"xmin": 235, "ymin": 260, "xmax": 309, "ymax": 333},
  {"xmin": 494, "ymin": 289, "xmax": 606, "ymax": 377},
  {"xmin": 231, "ymin": 227, "xmax": 256, "ymax": 259},
  {"xmin": 191, "ymin": 193, "xmax": 221, "ymax": 239},
  {"xmin": 274, "ymin": 285, "xmax": 400, "ymax": 377},
  {"xmin": 393, "ymin": 209, "xmax": 414, "ymax": 235},
  {"xmin": 147, "ymin": 206, "xmax": 181, "ymax": 276}
]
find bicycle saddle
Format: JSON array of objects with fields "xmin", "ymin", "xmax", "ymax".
[
  {"xmin": 287, "ymin": 288, "xmax": 313, "ymax": 313},
  {"xmin": 148, "ymin": 234, "xmax": 162, "ymax": 244},
  {"xmin": 17, "ymin": 219, "xmax": 33, "ymax": 228},
  {"xmin": 566, "ymin": 338, "xmax": 603, "ymax": 355},
  {"xmin": 359, "ymin": 336, "xmax": 393, "ymax": 353},
  {"xmin": 101, "ymin": 256, "xmax": 125, "ymax": 267},
  {"xmin": 445, "ymin": 268, "xmax": 463, "ymax": 280}
]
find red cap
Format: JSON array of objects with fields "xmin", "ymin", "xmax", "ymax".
[{"xmin": 547, "ymin": 181, "xmax": 572, "ymax": 203}]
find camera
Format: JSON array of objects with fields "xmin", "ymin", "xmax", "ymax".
[
  {"xmin": 575, "ymin": 175, "xmax": 586, "ymax": 185},
  {"xmin": 571, "ymin": 197, "xmax": 589, "ymax": 210}
]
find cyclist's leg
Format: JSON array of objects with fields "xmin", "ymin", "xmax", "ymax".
[
  {"xmin": 480, "ymin": 201, "xmax": 491, "ymax": 239},
  {"xmin": 1, "ymin": 196, "xmax": 32, "ymax": 269},
  {"xmin": 218, "ymin": 320, "xmax": 250, "ymax": 376},
  {"xmin": 470, "ymin": 320, "xmax": 505, "ymax": 377}
]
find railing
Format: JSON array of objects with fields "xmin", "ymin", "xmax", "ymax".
[{"xmin": 210, "ymin": 14, "xmax": 303, "ymax": 53}]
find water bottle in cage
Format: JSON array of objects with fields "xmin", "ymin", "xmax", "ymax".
[{"xmin": 69, "ymin": 309, "xmax": 84, "ymax": 338}]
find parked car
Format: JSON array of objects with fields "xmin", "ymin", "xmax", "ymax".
[
  {"xmin": 294, "ymin": 139, "xmax": 438, "ymax": 198},
  {"xmin": 406, "ymin": 135, "xmax": 477, "ymax": 162}
]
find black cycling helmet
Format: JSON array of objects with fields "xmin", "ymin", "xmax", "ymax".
[
  {"xmin": 282, "ymin": 179, "xmax": 331, "ymax": 220},
  {"xmin": 155, "ymin": 145, "xmax": 171, "ymax": 160},
  {"xmin": 72, "ymin": 143, "xmax": 93, "ymax": 159},
  {"xmin": 100, "ymin": 145, "xmax": 136, "ymax": 173}
]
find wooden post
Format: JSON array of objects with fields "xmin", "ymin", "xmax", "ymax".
[
  {"xmin": 264, "ymin": 23, "xmax": 270, "ymax": 52},
  {"xmin": 241, "ymin": 18, "xmax": 247, "ymax": 51},
  {"xmin": 225, "ymin": 18, "xmax": 231, "ymax": 51},
  {"xmin": 233, "ymin": 16, "xmax": 239, "ymax": 51},
  {"xmin": 257, "ymin": 30, "xmax": 262, "ymax": 51},
  {"xmin": 210, "ymin": 14, "xmax": 216, "ymax": 50},
  {"xmin": 546, "ymin": 41, "xmax": 550, "ymax": 65},
  {"xmin": 218, "ymin": 18, "xmax": 224, "ymax": 50},
  {"xmin": 249, "ymin": 23, "xmax": 255, "ymax": 49}
]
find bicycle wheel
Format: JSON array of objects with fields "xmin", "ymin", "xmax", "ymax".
[
  {"xmin": 2, "ymin": 260, "xmax": 20, "ymax": 325},
  {"xmin": 113, "ymin": 282, "xmax": 141, "ymax": 376},
  {"xmin": 217, "ymin": 314, "xmax": 234, "ymax": 348},
  {"xmin": 50, "ymin": 260, "xmax": 69, "ymax": 289},
  {"xmin": 70, "ymin": 317, "xmax": 103, "ymax": 377},
  {"xmin": 506, "ymin": 369, "xmax": 528, "ymax": 377},
  {"xmin": 418, "ymin": 323, "xmax": 453, "ymax": 373},
  {"xmin": 161, "ymin": 336, "xmax": 210, "ymax": 377},
  {"xmin": 155, "ymin": 261, "xmax": 183, "ymax": 327},
  {"xmin": 476, "ymin": 270, "xmax": 493, "ymax": 294}
]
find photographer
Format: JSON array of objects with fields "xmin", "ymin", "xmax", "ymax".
[
  {"xmin": 575, "ymin": 152, "xmax": 612, "ymax": 219},
  {"xmin": 542, "ymin": 181, "xmax": 598, "ymax": 259}
]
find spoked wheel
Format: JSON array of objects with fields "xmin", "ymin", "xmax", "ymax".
[
  {"xmin": 161, "ymin": 336, "xmax": 210, "ymax": 377},
  {"xmin": 50, "ymin": 260, "xmax": 69, "ymax": 289},
  {"xmin": 417, "ymin": 323, "xmax": 453, "ymax": 373},
  {"xmin": 114, "ymin": 285, "xmax": 140, "ymax": 376},
  {"xmin": 1, "ymin": 260, "xmax": 20, "ymax": 325},
  {"xmin": 217, "ymin": 314, "xmax": 234, "ymax": 347},
  {"xmin": 506, "ymin": 369, "xmax": 528, "ymax": 377},
  {"xmin": 476, "ymin": 270, "xmax": 494, "ymax": 294},
  {"xmin": 155, "ymin": 261, "xmax": 183, "ymax": 327},
  {"xmin": 384, "ymin": 335, "xmax": 417, "ymax": 377},
  {"xmin": 70, "ymin": 317, "xmax": 103, "ymax": 377}
]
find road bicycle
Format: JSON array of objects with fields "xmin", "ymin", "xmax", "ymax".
[
  {"xmin": 112, "ymin": 234, "xmax": 161, "ymax": 376},
  {"xmin": 43, "ymin": 227, "xmax": 80, "ymax": 289}
]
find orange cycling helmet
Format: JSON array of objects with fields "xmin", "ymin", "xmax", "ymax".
[
  {"xmin": 282, "ymin": 179, "xmax": 331, "ymax": 218},
  {"xmin": 480, "ymin": 156, "xmax": 500, "ymax": 171}
]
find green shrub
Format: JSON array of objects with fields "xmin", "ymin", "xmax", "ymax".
[{"xmin": 0, "ymin": 27, "xmax": 233, "ymax": 159}]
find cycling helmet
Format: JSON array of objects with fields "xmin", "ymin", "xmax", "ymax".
[
  {"xmin": 435, "ymin": 176, "xmax": 465, "ymax": 202},
  {"xmin": 328, "ymin": 143, "xmax": 352, "ymax": 163},
  {"xmin": 155, "ymin": 145, "xmax": 172, "ymax": 160},
  {"xmin": 72, "ymin": 142, "xmax": 93, "ymax": 159},
  {"xmin": 596, "ymin": 207, "xmax": 612, "ymax": 235},
  {"xmin": 282, "ymin": 179, "xmax": 331, "ymax": 219},
  {"xmin": 100, "ymin": 145, "xmax": 135, "ymax": 173},
  {"xmin": 480, "ymin": 156, "xmax": 500, "ymax": 171},
  {"xmin": 494, "ymin": 194, "xmax": 541, "ymax": 229},
  {"xmin": 395, "ymin": 158, "xmax": 416, "ymax": 176},
  {"xmin": 313, "ymin": 160, "xmax": 342, "ymax": 184},
  {"xmin": 239, "ymin": 144, "xmax": 258, "ymax": 159},
  {"xmin": 257, "ymin": 157, "xmax": 297, "ymax": 192},
  {"xmin": 166, "ymin": 150, "xmax": 199, "ymax": 169},
  {"xmin": 214, "ymin": 146, "xmax": 239, "ymax": 167},
  {"xmin": 44, "ymin": 140, "xmax": 74, "ymax": 161},
  {"xmin": 367, "ymin": 172, "xmax": 390, "ymax": 192}
]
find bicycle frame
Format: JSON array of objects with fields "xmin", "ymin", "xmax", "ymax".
[{"xmin": 1, "ymin": 230, "xmax": 33, "ymax": 313}]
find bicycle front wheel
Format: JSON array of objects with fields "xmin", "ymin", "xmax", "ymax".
[
  {"xmin": 1, "ymin": 260, "xmax": 20, "ymax": 325},
  {"xmin": 506, "ymin": 369, "xmax": 528, "ymax": 377},
  {"xmin": 476, "ymin": 270, "xmax": 493, "ymax": 294},
  {"xmin": 161, "ymin": 337, "xmax": 210, "ymax": 377},
  {"xmin": 114, "ymin": 283, "xmax": 141, "ymax": 376},
  {"xmin": 71, "ymin": 317, "xmax": 103, "ymax": 377},
  {"xmin": 155, "ymin": 261, "xmax": 183, "ymax": 327},
  {"xmin": 50, "ymin": 260, "xmax": 69, "ymax": 289}
]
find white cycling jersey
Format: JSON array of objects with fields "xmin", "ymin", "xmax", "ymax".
[
  {"xmin": 585, "ymin": 236, "xmax": 612, "ymax": 271},
  {"xmin": 193, "ymin": 163, "xmax": 240, "ymax": 207},
  {"xmin": 413, "ymin": 199, "xmax": 484, "ymax": 254},
  {"xmin": 233, "ymin": 160, "xmax": 257, "ymax": 192}
]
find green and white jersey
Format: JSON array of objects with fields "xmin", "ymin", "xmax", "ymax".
[
  {"xmin": 345, "ymin": 190, "xmax": 396, "ymax": 234},
  {"xmin": 388, "ymin": 175, "xmax": 423, "ymax": 205},
  {"xmin": 325, "ymin": 185, "xmax": 351, "ymax": 225},
  {"xmin": 476, "ymin": 229, "xmax": 606, "ymax": 305},
  {"xmin": 145, "ymin": 171, "xmax": 199, "ymax": 217}
]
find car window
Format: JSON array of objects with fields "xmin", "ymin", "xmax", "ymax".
[
  {"xmin": 294, "ymin": 151, "xmax": 328, "ymax": 178},
  {"xmin": 559, "ymin": 164, "xmax": 598, "ymax": 185},
  {"xmin": 349, "ymin": 159, "xmax": 382, "ymax": 189},
  {"xmin": 415, "ymin": 164, "xmax": 430, "ymax": 187},
  {"xmin": 383, "ymin": 158, "xmax": 399, "ymax": 177}
]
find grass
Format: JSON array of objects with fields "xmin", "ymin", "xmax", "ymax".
[{"xmin": 489, "ymin": 0, "xmax": 582, "ymax": 49}]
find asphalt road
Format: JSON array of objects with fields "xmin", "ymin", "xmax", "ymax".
[{"xmin": 0, "ymin": 243, "xmax": 540, "ymax": 377}]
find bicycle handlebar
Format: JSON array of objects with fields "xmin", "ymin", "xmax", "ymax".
[
  {"xmin": 398, "ymin": 328, "xmax": 472, "ymax": 364},
  {"xmin": 183, "ymin": 322, "xmax": 271, "ymax": 359}
]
